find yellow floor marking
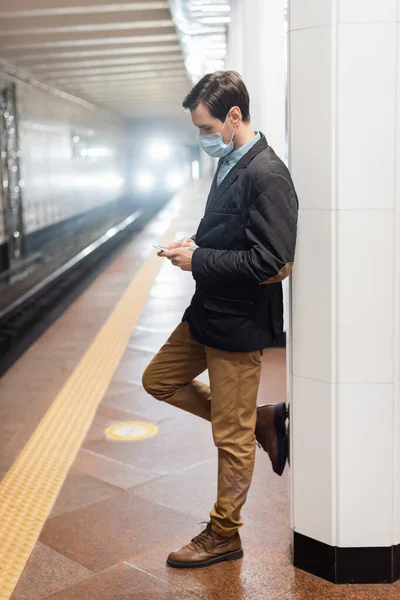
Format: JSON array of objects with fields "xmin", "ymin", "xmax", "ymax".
[
  {"xmin": 0, "ymin": 198, "xmax": 188, "ymax": 599},
  {"xmin": 105, "ymin": 421, "xmax": 159, "ymax": 441}
]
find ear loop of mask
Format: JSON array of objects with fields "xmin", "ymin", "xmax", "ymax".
[{"xmin": 221, "ymin": 113, "xmax": 237, "ymax": 145}]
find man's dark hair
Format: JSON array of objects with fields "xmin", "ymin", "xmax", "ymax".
[{"xmin": 182, "ymin": 71, "xmax": 250, "ymax": 122}]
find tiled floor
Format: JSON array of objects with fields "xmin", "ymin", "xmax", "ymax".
[{"xmin": 1, "ymin": 185, "xmax": 399, "ymax": 599}]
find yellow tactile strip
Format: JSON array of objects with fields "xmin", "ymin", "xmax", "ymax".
[{"xmin": 0, "ymin": 202, "xmax": 186, "ymax": 599}]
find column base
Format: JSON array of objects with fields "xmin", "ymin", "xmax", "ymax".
[{"xmin": 293, "ymin": 532, "xmax": 400, "ymax": 584}]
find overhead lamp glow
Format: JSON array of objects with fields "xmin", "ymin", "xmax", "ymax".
[
  {"xmin": 206, "ymin": 59, "xmax": 225, "ymax": 70},
  {"xmin": 204, "ymin": 48, "xmax": 226, "ymax": 57},
  {"xmin": 138, "ymin": 172, "xmax": 154, "ymax": 190},
  {"xmin": 149, "ymin": 141, "xmax": 171, "ymax": 161},
  {"xmin": 167, "ymin": 171, "xmax": 184, "ymax": 190},
  {"xmin": 186, "ymin": 52, "xmax": 204, "ymax": 77},
  {"xmin": 100, "ymin": 174, "xmax": 124, "ymax": 190},
  {"xmin": 198, "ymin": 4, "xmax": 230, "ymax": 11},
  {"xmin": 191, "ymin": 0, "xmax": 229, "ymax": 5},
  {"xmin": 192, "ymin": 160, "xmax": 200, "ymax": 181},
  {"xmin": 208, "ymin": 41, "xmax": 227, "ymax": 49},
  {"xmin": 86, "ymin": 147, "xmax": 113, "ymax": 157},
  {"xmin": 199, "ymin": 16, "xmax": 231, "ymax": 24}
]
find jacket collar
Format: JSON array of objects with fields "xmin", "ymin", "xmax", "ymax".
[
  {"xmin": 235, "ymin": 132, "xmax": 268, "ymax": 170},
  {"xmin": 206, "ymin": 133, "xmax": 268, "ymax": 212}
]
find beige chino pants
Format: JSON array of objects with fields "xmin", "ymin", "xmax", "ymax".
[{"xmin": 142, "ymin": 321, "xmax": 262, "ymax": 537}]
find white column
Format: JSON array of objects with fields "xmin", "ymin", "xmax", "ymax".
[
  {"xmin": 395, "ymin": 6, "xmax": 400, "ymax": 556},
  {"xmin": 289, "ymin": 0, "xmax": 400, "ymax": 583}
]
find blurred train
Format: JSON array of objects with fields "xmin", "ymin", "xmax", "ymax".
[
  {"xmin": 0, "ymin": 75, "xmax": 200, "ymax": 276},
  {"xmin": 131, "ymin": 139, "xmax": 199, "ymax": 198}
]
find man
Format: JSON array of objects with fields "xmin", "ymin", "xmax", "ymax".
[{"xmin": 142, "ymin": 71, "xmax": 298, "ymax": 569}]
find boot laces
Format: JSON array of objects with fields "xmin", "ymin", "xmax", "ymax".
[{"xmin": 191, "ymin": 522, "xmax": 213, "ymax": 549}]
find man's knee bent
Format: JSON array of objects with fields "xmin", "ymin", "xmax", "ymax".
[{"xmin": 142, "ymin": 365, "xmax": 177, "ymax": 403}]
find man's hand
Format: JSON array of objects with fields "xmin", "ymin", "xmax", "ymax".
[
  {"xmin": 162, "ymin": 246, "xmax": 196, "ymax": 271},
  {"xmin": 156, "ymin": 236, "xmax": 198, "ymax": 271},
  {"xmin": 178, "ymin": 237, "xmax": 196, "ymax": 248},
  {"xmin": 161, "ymin": 237, "xmax": 195, "ymax": 252}
]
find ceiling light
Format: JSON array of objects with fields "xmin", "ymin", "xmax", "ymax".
[
  {"xmin": 199, "ymin": 16, "xmax": 231, "ymax": 24},
  {"xmin": 149, "ymin": 141, "xmax": 171, "ymax": 161},
  {"xmin": 166, "ymin": 171, "xmax": 184, "ymax": 190},
  {"xmin": 137, "ymin": 172, "xmax": 154, "ymax": 190},
  {"xmin": 198, "ymin": 4, "xmax": 230, "ymax": 11}
]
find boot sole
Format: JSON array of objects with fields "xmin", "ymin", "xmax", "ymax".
[
  {"xmin": 273, "ymin": 402, "xmax": 288, "ymax": 476},
  {"xmin": 166, "ymin": 548, "xmax": 244, "ymax": 569}
]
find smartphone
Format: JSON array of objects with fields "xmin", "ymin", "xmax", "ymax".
[{"xmin": 153, "ymin": 244, "xmax": 167, "ymax": 252}]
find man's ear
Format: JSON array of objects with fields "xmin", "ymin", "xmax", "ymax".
[{"xmin": 229, "ymin": 106, "xmax": 242, "ymax": 126}]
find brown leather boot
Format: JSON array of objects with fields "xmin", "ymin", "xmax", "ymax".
[
  {"xmin": 167, "ymin": 522, "xmax": 243, "ymax": 569},
  {"xmin": 255, "ymin": 402, "xmax": 288, "ymax": 476}
]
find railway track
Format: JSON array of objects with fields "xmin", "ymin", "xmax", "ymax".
[{"xmin": 0, "ymin": 200, "xmax": 162, "ymax": 376}]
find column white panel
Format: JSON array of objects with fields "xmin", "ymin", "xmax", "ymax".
[
  {"xmin": 393, "ymin": 21, "xmax": 400, "ymax": 546},
  {"xmin": 338, "ymin": 0, "xmax": 397, "ymax": 23},
  {"xmin": 290, "ymin": 0, "xmax": 333, "ymax": 30},
  {"xmin": 337, "ymin": 24, "xmax": 397, "ymax": 210},
  {"xmin": 337, "ymin": 384, "xmax": 394, "ymax": 547},
  {"xmin": 292, "ymin": 210, "xmax": 334, "ymax": 382},
  {"xmin": 290, "ymin": 27, "xmax": 333, "ymax": 210},
  {"xmin": 293, "ymin": 376, "xmax": 335, "ymax": 546},
  {"xmin": 397, "ymin": 22, "xmax": 400, "ymax": 389},
  {"xmin": 337, "ymin": 210, "xmax": 394, "ymax": 383}
]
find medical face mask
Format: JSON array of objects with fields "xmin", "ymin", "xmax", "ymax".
[{"xmin": 198, "ymin": 116, "xmax": 236, "ymax": 158}]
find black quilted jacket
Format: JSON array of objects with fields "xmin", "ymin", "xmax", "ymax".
[{"xmin": 183, "ymin": 134, "xmax": 299, "ymax": 352}]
